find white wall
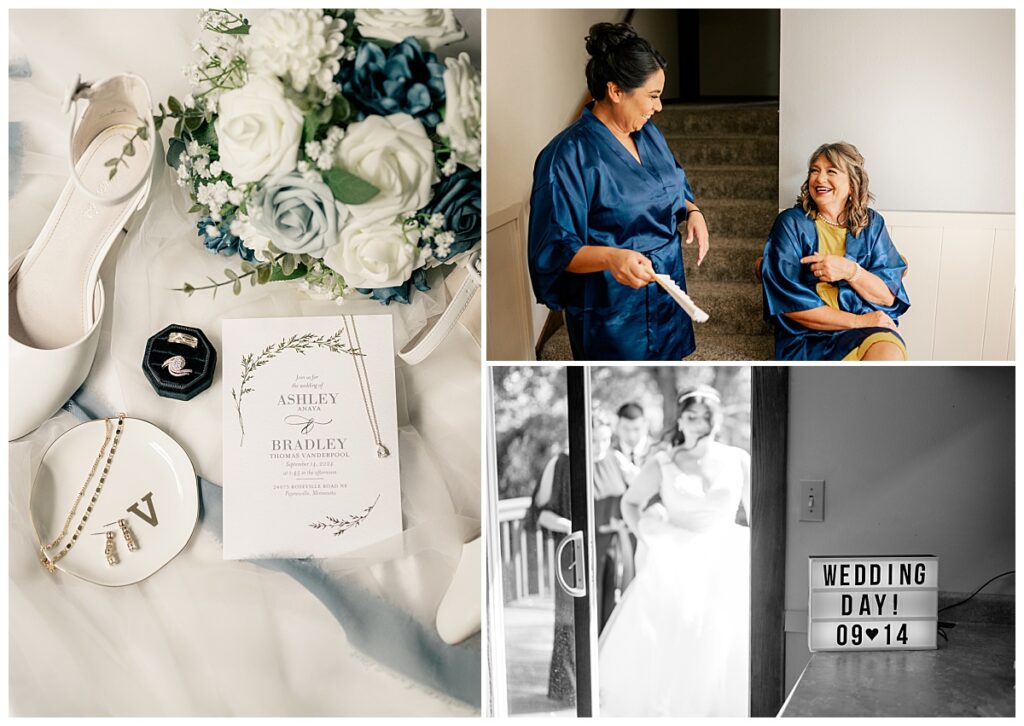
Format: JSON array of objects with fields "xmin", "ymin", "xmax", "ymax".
[
  {"xmin": 779, "ymin": 10, "xmax": 1014, "ymax": 214},
  {"xmin": 782, "ymin": 367, "xmax": 1015, "ymax": 695},
  {"xmin": 487, "ymin": 9, "xmax": 623, "ymax": 343}
]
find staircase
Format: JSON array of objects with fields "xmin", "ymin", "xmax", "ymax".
[
  {"xmin": 537, "ymin": 102, "xmax": 778, "ymax": 361},
  {"xmin": 667, "ymin": 102, "xmax": 777, "ymax": 361}
]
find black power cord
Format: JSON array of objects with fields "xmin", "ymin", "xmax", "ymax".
[{"xmin": 936, "ymin": 570, "xmax": 1015, "ymax": 642}]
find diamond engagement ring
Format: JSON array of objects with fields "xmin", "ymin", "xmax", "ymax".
[
  {"xmin": 168, "ymin": 331, "xmax": 199, "ymax": 348},
  {"xmin": 161, "ymin": 355, "xmax": 193, "ymax": 377}
]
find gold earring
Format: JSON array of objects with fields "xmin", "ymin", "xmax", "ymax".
[
  {"xmin": 92, "ymin": 530, "xmax": 119, "ymax": 565},
  {"xmin": 106, "ymin": 519, "xmax": 139, "ymax": 552}
]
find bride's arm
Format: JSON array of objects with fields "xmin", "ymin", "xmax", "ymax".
[{"xmin": 621, "ymin": 457, "xmax": 662, "ymax": 536}]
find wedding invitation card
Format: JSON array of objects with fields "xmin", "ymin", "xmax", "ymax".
[{"xmin": 222, "ymin": 315, "xmax": 402, "ymax": 559}]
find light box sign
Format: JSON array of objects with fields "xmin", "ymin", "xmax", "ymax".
[{"xmin": 808, "ymin": 556, "xmax": 938, "ymax": 652}]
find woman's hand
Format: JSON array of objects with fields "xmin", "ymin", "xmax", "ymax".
[
  {"xmin": 606, "ymin": 248, "xmax": 656, "ymax": 288},
  {"xmin": 685, "ymin": 210, "xmax": 709, "ymax": 266},
  {"xmin": 800, "ymin": 253, "xmax": 857, "ymax": 283},
  {"xmin": 858, "ymin": 311, "xmax": 897, "ymax": 330}
]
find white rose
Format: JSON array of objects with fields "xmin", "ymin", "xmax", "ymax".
[
  {"xmin": 214, "ymin": 77, "xmax": 303, "ymax": 184},
  {"xmin": 353, "ymin": 9, "xmax": 465, "ymax": 51},
  {"xmin": 334, "ymin": 114, "xmax": 437, "ymax": 225},
  {"xmin": 324, "ymin": 219, "xmax": 423, "ymax": 289},
  {"xmin": 437, "ymin": 53, "xmax": 481, "ymax": 172}
]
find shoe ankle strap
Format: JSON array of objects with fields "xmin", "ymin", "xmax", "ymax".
[{"xmin": 63, "ymin": 73, "xmax": 157, "ymax": 207}]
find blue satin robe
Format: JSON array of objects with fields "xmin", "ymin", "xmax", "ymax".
[
  {"xmin": 528, "ymin": 105, "xmax": 696, "ymax": 361},
  {"xmin": 761, "ymin": 207, "xmax": 911, "ymax": 360}
]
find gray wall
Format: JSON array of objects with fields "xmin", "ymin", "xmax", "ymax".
[
  {"xmin": 779, "ymin": 10, "xmax": 1014, "ymax": 213},
  {"xmin": 783, "ymin": 367, "xmax": 1015, "ymax": 695}
]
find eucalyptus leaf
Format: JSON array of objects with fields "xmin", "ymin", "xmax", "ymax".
[
  {"xmin": 108, "ymin": 168, "xmax": 117, "ymax": 180},
  {"xmin": 167, "ymin": 138, "xmax": 186, "ymax": 169},
  {"xmin": 321, "ymin": 168, "xmax": 379, "ymax": 205},
  {"xmin": 194, "ymin": 122, "xmax": 218, "ymax": 148},
  {"xmin": 123, "ymin": 142, "xmax": 136, "ymax": 157},
  {"xmin": 280, "ymin": 254, "xmax": 297, "ymax": 276},
  {"xmin": 224, "ymin": 268, "xmax": 238, "ymax": 281},
  {"xmin": 185, "ymin": 114, "xmax": 202, "ymax": 132},
  {"xmin": 137, "ymin": 125, "xmax": 149, "ymax": 141},
  {"xmin": 232, "ymin": 279, "xmax": 242, "ymax": 295},
  {"xmin": 270, "ymin": 262, "xmax": 308, "ymax": 282},
  {"xmin": 257, "ymin": 265, "xmax": 273, "ymax": 285},
  {"xmin": 240, "ymin": 260, "xmax": 255, "ymax": 274},
  {"xmin": 104, "ymin": 158, "xmax": 119, "ymax": 168},
  {"xmin": 168, "ymin": 96, "xmax": 183, "ymax": 114},
  {"xmin": 174, "ymin": 118, "xmax": 184, "ymax": 138},
  {"xmin": 188, "ymin": 203, "xmax": 205, "ymax": 214}
]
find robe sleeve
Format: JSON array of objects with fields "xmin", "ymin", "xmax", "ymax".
[
  {"xmin": 528, "ymin": 140, "xmax": 590, "ymax": 310},
  {"xmin": 861, "ymin": 213, "xmax": 911, "ymax": 318},
  {"xmin": 761, "ymin": 210, "xmax": 823, "ymax": 316}
]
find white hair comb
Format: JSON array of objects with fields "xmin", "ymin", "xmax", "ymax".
[{"xmin": 653, "ymin": 274, "xmax": 709, "ymax": 323}]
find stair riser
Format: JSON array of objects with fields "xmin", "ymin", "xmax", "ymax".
[
  {"xmin": 683, "ymin": 245, "xmax": 763, "ymax": 283},
  {"xmin": 689, "ymin": 171, "xmax": 778, "ymax": 201},
  {"xmin": 668, "ymin": 137, "xmax": 778, "ymax": 166},
  {"xmin": 698, "ymin": 205, "xmax": 777, "ymax": 238},
  {"xmin": 655, "ymin": 108, "xmax": 779, "ymax": 136}
]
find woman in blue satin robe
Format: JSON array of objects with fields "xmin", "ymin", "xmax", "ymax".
[
  {"xmin": 528, "ymin": 23, "xmax": 709, "ymax": 361},
  {"xmin": 762, "ymin": 142, "xmax": 910, "ymax": 360}
]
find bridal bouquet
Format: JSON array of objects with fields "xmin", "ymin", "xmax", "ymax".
[{"xmin": 148, "ymin": 9, "xmax": 481, "ymax": 304}]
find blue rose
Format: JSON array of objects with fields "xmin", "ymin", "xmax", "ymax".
[
  {"xmin": 249, "ymin": 172, "xmax": 347, "ymax": 259},
  {"xmin": 423, "ymin": 167, "xmax": 481, "ymax": 261},
  {"xmin": 339, "ymin": 38, "xmax": 446, "ymax": 129},
  {"xmin": 358, "ymin": 267, "xmax": 430, "ymax": 305},
  {"xmin": 197, "ymin": 215, "xmax": 256, "ymax": 262}
]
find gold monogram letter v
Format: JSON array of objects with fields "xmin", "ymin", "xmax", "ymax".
[{"xmin": 127, "ymin": 491, "xmax": 159, "ymax": 527}]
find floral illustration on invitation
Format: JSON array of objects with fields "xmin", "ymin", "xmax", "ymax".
[{"xmin": 221, "ymin": 315, "xmax": 401, "ymax": 559}]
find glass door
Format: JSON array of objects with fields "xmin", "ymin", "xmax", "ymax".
[{"xmin": 485, "ymin": 366, "xmax": 597, "ymax": 717}]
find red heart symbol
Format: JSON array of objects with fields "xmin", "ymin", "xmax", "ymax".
[{"xmin": 865, "ymin": 628, "xmax": 879, "ymax": 640}]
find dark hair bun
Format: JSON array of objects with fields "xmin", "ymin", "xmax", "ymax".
[
  {"xmin": 584, "ymin": 22, "xmax": 666, "ymax": 101},
  {"xmin": 585, "ymin": 23, "xmax": 637, "ymax": 57}
]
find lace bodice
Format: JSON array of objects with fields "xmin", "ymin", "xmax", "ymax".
[{"xmin": 653, "ymin": 445, "xmax": 745, "ymax": 531}]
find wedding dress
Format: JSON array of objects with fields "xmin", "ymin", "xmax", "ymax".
[{"xmin": 598, "ymin": 446, "xmax": 750, "ymax": 716}]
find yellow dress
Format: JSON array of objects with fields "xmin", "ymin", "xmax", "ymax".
[{"xmin": 813, "ymin": 217, "xmax": 907, "ymax": 361}]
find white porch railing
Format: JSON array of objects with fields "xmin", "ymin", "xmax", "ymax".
[{"xmin": 498, "ymin": 496, "xmax": 559, "ymax": 603}]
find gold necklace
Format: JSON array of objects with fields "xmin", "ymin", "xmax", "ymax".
[
  {"xmin": 343, "ymin": 316, "xmax": 389, "ymax": 458},
  {"xmin": 40, "ymin": 413, "xmax": 127, "ymax": 572}
]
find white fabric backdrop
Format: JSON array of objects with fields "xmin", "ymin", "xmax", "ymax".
[{"xmin": 9, "ymin": 9, "xmax": 481, "ymax": 716}]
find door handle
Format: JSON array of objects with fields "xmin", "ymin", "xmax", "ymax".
[{"xmin": 554, "ymin": 530, "xmax": 586, "ymax": 597}]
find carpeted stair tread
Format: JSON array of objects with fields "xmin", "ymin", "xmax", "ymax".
[
  {"xmin": 686, "ymin": 280, "xmax": 770, "ymax": 337},
  {"xmin": 687, "ymin": 164, "xmax": 778, "ymax": 201},
  {"xmin": 655, "ymin": 104, "xmax": 778, "ymax": 136},
  {"xmin": 683, "ymin": 236, "xmax": 765, "ymax": 283},
  {"xmin": 688, "ymin": 333, "xmax": 774, "ymax": 361},
  {"xmin": 697, "ymin": 198, "xmax": 778, "ymax": 238},
  {"xmin": 667, "ymin": 135, "xmax": 778, "ymax": 167}
]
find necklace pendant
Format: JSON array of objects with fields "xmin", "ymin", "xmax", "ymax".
[{"xmin": 376, "ymin": 444, "xmax": 390, "ymax": 459}]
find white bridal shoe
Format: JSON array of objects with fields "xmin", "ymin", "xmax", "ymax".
[{"xmin": 9, "ymin": 74, "xmax": 159, "ymax": 441}]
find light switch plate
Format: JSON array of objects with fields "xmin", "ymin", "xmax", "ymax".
[{"xmin": 801, "ymin": 480, "xmax": 825, "ymax": 522}]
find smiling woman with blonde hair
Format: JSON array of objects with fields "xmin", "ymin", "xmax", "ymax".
[{"xmin": 761, "ymin": 142, "xmax": 911, "ymax": 360}]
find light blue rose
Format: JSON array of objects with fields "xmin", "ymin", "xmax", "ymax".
[{"xmin": 250, "ymin": 172, "xmax": 347, "ymax": 258}]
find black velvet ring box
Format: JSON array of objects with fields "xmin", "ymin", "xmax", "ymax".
[{"xmin": 142, "ymin": 324, "xmax": 216, "ymax": 401}]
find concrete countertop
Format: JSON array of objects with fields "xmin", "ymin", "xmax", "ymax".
[{"xmin": 780, "ymin": 622, "xmax": 1014, "ymax": 717}]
